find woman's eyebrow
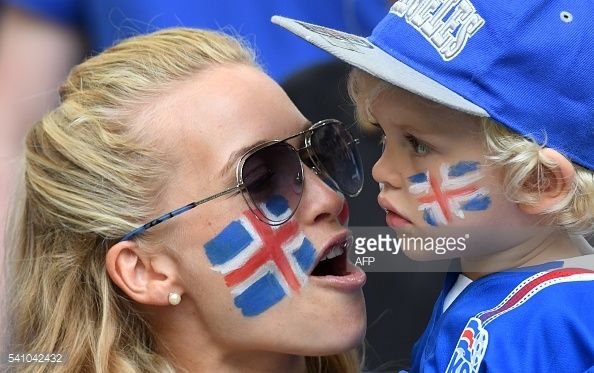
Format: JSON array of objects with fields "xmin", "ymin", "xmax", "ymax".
[
  {"xmin": 218, "ymin": 121, "xmax": 311, "ymax": 179},
  {"xmin": 219, "ymin": 139, "xmax": 268, "ymax": 179}
]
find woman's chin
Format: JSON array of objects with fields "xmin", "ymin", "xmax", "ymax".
[{"xmin": 300, "ymin": 315, "xmax": 366, "ymax": 356}]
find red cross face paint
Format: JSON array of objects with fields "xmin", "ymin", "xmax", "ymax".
[
  {"xmin": 140, "ymin": 65, "xmax": 366, "ymax": 357},
  {"xmin": 204, "ymin": 203, "xmax": 316, "ymax": 317},
  {"xmin": 408, "ymin": 161, "xmax": 491, "ymax": 226}
]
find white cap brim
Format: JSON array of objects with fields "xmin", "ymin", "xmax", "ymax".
[{"xmin": 272, "ymin": 15, "xmax": 488, "ymax": 117}]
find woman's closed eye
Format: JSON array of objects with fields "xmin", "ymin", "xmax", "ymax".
[{"xmin": 244, "ymin": 164, "xmax": 275, "ymax": 194}]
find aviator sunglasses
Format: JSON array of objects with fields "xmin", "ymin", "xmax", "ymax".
[{"xmin": 119, "ymin": 119, "xmax": 363, "ymax": 241}]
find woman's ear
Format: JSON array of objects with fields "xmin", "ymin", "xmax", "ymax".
[
  {"xmin": 106, "ymin": 240, "xmax": 183, "ymax": 306},
  {"xmin": 518, "ymin": 148, "xmax": 575, "ymax": 215}
]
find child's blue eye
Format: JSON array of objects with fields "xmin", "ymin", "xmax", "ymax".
[{"xmin": 405, "ymin": 134, "xmax": 431, "ymax": 155}]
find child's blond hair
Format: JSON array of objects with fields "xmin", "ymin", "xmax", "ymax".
[{"xmin": 348, "ymin": 68, "xmax": 594, "ymax": 235}]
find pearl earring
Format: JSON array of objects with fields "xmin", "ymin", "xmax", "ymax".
[{"xmin": 168, "ymin": 292, "xmax": 181, "ymax": 306}]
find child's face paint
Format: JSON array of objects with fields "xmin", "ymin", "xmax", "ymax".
[
  {"xmin": 203, "ymin": 197, "xmax": 315, "ymax": 317},
  {"xmin": 408, "ymin": 161, "xmax": 491, "ymax": 226},
  {"xmin": 370, "ymin": 86, "xmax": 542, "ymax": 260}
]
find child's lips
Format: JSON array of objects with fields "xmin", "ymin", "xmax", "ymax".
[
  {"xmin": 377, "ymin": 195, "xmax": 414, "ymax": 228},
  {"xmin": 386, "ymin": 210, "xmax": 413, "ymax": 229}
]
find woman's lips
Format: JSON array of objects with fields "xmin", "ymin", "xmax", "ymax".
[
  {"xmin": 309, "ymin": 233, "xmax": 366, "ymax": 291},
  {"xmin": 310, "ymin": 261, "xmax": 366, "ymax": 291}
]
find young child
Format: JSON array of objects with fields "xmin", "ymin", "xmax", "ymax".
[{"xmin": 273, "ymin": 1, "xmax": 594, "ymax": 371}]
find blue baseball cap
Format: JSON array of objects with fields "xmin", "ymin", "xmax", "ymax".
[{"xmin": 272, "ymin": 1, "xmax": 594, "ymax": 170}]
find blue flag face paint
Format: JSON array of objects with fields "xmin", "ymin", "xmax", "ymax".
[
  {"xmin": 408, "ymin": 161, "xmax": 491, "ymax": 226},
  {"xmin": 203, "ymin": 196, "xmax": 316, "ymax": 317}
]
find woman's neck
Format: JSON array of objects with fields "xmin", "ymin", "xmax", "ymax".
[
  {"xmin": 149, "ymin": 307, "xmax": 307, "ymax": 373},
  {"xmin": 170, "ymin": 346, "xmax": 306, "ymax": 373}
]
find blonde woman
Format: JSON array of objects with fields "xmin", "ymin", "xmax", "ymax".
[{"xmin": 5, "ymin": 28, "xmax": 367, "ymax": 373}]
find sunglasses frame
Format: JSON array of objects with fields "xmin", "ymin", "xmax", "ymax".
[
  {"xmin": 236, "ymin": 140, "xmax": 304, "ymax": 227},
  {"xmin": 119, "ymin": 119, "xmax": 361, "ymax": 242},
  {"xmin": 301, "ymin": 119, "xmax": 363, "ymax": 197}
]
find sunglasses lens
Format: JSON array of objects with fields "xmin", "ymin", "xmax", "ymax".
[
  {"xmin": 242, "ymin": 143, "xmax": 303, "ymax": 224},
  {"xmin": 310, "ymin": 121, "xmax": 363, "ymax": 196}
]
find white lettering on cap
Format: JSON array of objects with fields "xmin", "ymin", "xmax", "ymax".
[{"xmin": 390, "ymin": 0, "xmax": 485, "ymax": 61}]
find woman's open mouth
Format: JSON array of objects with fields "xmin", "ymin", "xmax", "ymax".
[{"xmin": 309, "ymin": 234, "xmax": 366, "ymax": 290}]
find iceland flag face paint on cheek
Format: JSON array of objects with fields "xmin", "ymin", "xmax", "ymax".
[
  {"xmin": 203, "ymin": 196, "xmax": 316, "ymax": 317},
  {"xmin": 408, "ymin": 161, "xmax": 492, "ymax": 226}
]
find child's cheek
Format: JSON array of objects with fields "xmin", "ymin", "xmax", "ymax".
[{"xmin": 408, "ymin": 160, "xmax": 492, "ymax": 226}]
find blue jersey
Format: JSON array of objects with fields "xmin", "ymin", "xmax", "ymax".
[
  {"xmin": 4, "ymin": 0, "xmax": 387, "ymax": 82},
  {"xmin": 411, "ymin": 262, "xmax": 594, "ymax": 372}
]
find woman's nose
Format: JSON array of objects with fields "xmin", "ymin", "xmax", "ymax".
[{"xmin": 296, "ymin": 167, "xmax": 345, "ymax": 225}]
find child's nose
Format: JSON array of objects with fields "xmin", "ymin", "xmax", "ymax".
[{"xmin": 372, "ymin": 151, "xmax": 405, "ymax": 190}]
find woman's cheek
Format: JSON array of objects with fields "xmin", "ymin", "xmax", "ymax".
[{"xmin": 202, "ymin": 203, "xmax": 316, "ymax": 317}]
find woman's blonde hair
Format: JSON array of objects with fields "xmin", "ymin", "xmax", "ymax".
[
  {"xmin": 348, "ymin": 68, "xmax": 594, "ymax": 235},
  {"xmin": 6, "ymin": 28, "xmax": 359, "ymax": 373}
]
